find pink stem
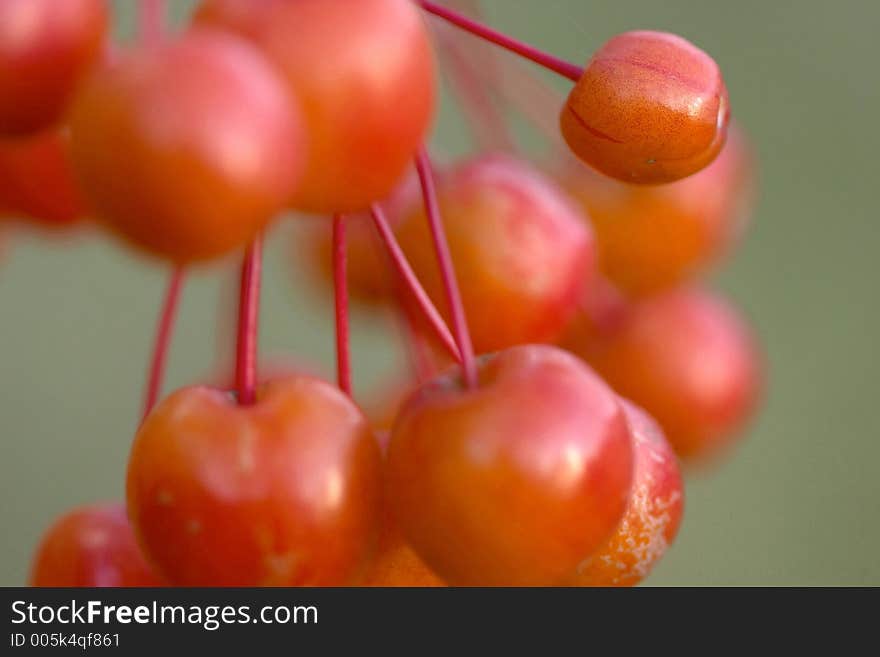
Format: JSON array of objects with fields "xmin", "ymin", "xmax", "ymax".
[
  {"xmin": 235, "ymin": 235, "xmax": 263, "ymax": 405},
  {"xmin": 415, "ymin": 147, "xmax": 478, "ymax": 388},
  {"xmin": 332, "ymin": 214, "xmax": 353, "ymax": 396},
  {"xmin": 418, "ymin": 1, "xmax": 582, "ymax": 82},
  {"xmin": 369, "ymin": 203, "xmax": 461, "ymax": 363},
  {"xmin": 141, "ymin": 267, "xmax": 184, "ymax": 422},
  {"xmin": 139, "ymin": 0, "xmax": 166, "ymax": 45}
]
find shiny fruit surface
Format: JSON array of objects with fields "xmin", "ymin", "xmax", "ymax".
[
  {"xmin": 562, "ymin": 30, "xmax": 729, "ymax": 184},
  {"xmin": 387, "ymin": 345, "xmax": 633, "ymax": 586},
  {"xmin": 69, "ymin": 29, "xmax": 304, "ymax": 262},
  {"xmin": 127, "ymin": 377, "xmax": 382, "ymax": 586}
]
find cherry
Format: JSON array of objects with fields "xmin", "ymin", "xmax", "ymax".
[
  {"xmin": 387, "ymin": 344, "xmax": 633, "ymax": 586},
  {"xmin": 69, "ymin": 29, "xmax": 304, "ymax": 263},
  {"xmin": 196, "ymin": 0, "xmax": 436, "ymax": 213},
  {"xmin": 568, "ymin": 400, "xmax": 684, "ymax": 586},
  {"xmin": 561, "ymin": 31, "xmax": 729, "ymax": 184},
  {"xmin": 395, "ymin": 154, "xmax": 595, "ymax": 354},
  {"xmin": 577, "ymin": 287, "xmax": 762, "ymax": 461},
  {"xmin": 0, "ymin": 0, "xmax": 108, "ymax": 137},
  {"xmin": 0, "ymin": 129, "xmax": 88, "ymax": 229},
  {"xmin": 558, "ymin": 124, "xmax": 755, "ymax": 295},
  {"xmin": 127, "ymin": 376, "xmax": 382, "ymax": 586},
  {"xmin": 29, "ymin": 502, "xmax": 161, "ymax": 587}
]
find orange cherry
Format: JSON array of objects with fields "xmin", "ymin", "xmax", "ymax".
[
  {"xmin": 396, "ymin": 154, "xmax": 595, "ymax": 354},
  {"xmin": 0, "ymin": 0, "xmax": 108, "ymax": 136},
  {"xmin": 29, "ymin": 502, "xmax": 162, "ymax": 587},
  {"xmin": 562, "ymin": 30, "xmax": 729, "ymax": 184},
  {"xmin": 127, "ymin": 376, "xmax": 382, "ymax": 586},
  {"xmin": 568, "ymin": 401, "xmax": 684, "ymax": 586},
  {"xmin": 387, "ymin": 345, "xmax": 633, "ymax": 586},
  {"xmin": 558, "ymin": 124, "xmax": 755, "ymax": 295},
  {"xmin": 69, "ymin": 29, "xmax": 305, "ymax": 262},
  {"xmin": 582, "ymin": 287, "xmax": 762, "ymax": 461},
  {"xmin": 196, "ymin": 0, "xmax": 436, "ymax": 213}
]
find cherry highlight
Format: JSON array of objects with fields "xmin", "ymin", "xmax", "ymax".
[
  {"xmin": 141, "ymin": 267, "xmax": 184, "ymax": 423},
  {"xmin": 235, "ymin": 235, "xmax": 263, "ymax": 406},
  {"xmin": 333, "ymin": 214, "xmax": 353, "ymax": 396},
  {"xmin": 415, "ymin": 146, "xmax": 477, "ymax": 388},
  {"xmin": 418, "ymin": 1, "xmax": 582, "ymax": 82},
  {"xmin": 369, "ymin": 203, "xmax": 461, "ymax": 363}
]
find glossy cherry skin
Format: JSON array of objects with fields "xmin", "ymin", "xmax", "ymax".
[
  {"xmin": 559, "ymin": 124, "xmax": 755, "ymax": 296},
  {"xmin": 568, "ymin": 401, "xmax": 684, "ymax": 586},
  {"xmin": 396, "ymin": 154, "xmax": 595, "ymax": 354},
  {"xmin": 69, "ymin": 29, "xmax": 304, "ymax": 263},
  {"xmin": 387, "ymin": 345, "xmax": 634, "ymax": 586},
  {"xmin": 581, "ymin": 288, "xmax": 762, "ymax": 461},
  {"xmin": 196, "ymin": 0, "xmax": 436, "ymax": 213},
  {"xmin": 0, "ymin": 129, "xmax": 88, "ymax": 228},
  {"xmin": 127, "ymin": 376, "xmax": 382, "ymax": 586},
  {"xmin": 0, "ymin": 0, "xmax": 108, "ymax": 136},
  {"xmin": 29, "ymin": 503, "xmax": 161, "ymax": 587},
  {"xmin": 562, "ymin": 31, "xmax": 729, "ymax": 184}
]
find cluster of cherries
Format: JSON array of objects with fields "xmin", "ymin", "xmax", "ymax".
[{"xmin": 6, "ymin": 0, "xmax": 761, "ymax": 587}]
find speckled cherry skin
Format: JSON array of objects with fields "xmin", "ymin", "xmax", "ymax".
[
  {"xmin": 558, "ymin": 123, "xmax": 754, "ymax": 295},
  {"xmin": 196, "ymin": 0, "xmax": 436, "ymax": 213},
  {"xmin": 387, "ymin": 345, "xmax": 634, "ymax": 586},
  {"xmin": 396, "ymin": 154, "xmax": 595, "ymax": 354},
  {"xmin": 0, "ymin": 0, "xmax": 108, "ymax": 136},
  {"xmin": 568, "ymin": 401, "xmax": 684, "ymax": 586},
  {"xmin": 127, "ymin": 376, "xmax": 382, "ymax": 586},
  {"xmin": 584, "ymin": 287, "xmax": 762, "ymax": 461},
  {"xmin": 30, "ymin": 503, "xmax": 162, "ymax": 587},
  {"xmin": 562, "ymin": 30, "xmax": 729, "ymax": 184},
  {"xmin": 69, "ymin": 29, "xmax": 304, "ymax": 263}
]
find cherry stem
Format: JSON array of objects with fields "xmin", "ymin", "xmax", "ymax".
[
  {"xmin": 415, "ymin": 147, "xmax": 478, "ymax": 388},
  {"xmin": 141, "ymin": 267, "xmax": 184, "ymax": 423},
  {"xmin": 369, "ymin": 203, "xmax": 461, "ymax": 363},
  {"xmin": 139, "ymin": 0, "xmax": 166, "ymax": 45},
  {"xmin": 235, "ymin": 235, "xmax": 263, "ymax": 406},
  {"xmin": 332, "ymin": 214, "xmax": 353, "ymax": 396},
  {"xmin": 418, "ymin": 1, "xmax": 582, "ymax": 82}
]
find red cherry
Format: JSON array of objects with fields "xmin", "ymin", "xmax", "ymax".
[
  {"xmin": 0, "ymin": 129, "xmax": 88, "ymax": 228},
  {"xmin": 562, "ymin": 30, "xmax": 729, "ymax": 184},
  {"xmin": 69, "ymin": 29, "xmax": 305, "ymax": 263},
  {"xmin": 396, "ymin": 154, "xmax": 595, "ymax": 354},
  {"xmin": 0, "ymin": 0, "xmax": 108, "ymax": 137},
  {"xmin": 29, "ymin": 502, "xmax": 161, "ymax": 587},
  {"xmin": 568, "ymin": 400, "xmax": 684, "ymax": 586},
  {"xmin": 558, "ymin": 124, "xmax": 755, "ymax": 295},
  {"xmin": 387, "ymin": 345, "xmax": 633, "ymax": 586},
  {"xmin": 127, "ymin": 376, "xmax": 382, "ymax": 586},
  {"xmin": 581, "ymin": 287, "xmax": 762, "ymax": 461},
  {"xmin": 196, "ymin": 0, "xmax": 436, "ymax": 213}
]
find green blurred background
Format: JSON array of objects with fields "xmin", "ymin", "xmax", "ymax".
[{"xmin": 1, "ymin": 0, "xmax": 878, "ymax": 586}]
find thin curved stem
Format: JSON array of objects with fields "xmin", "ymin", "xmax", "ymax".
[
  {"xmin": 415, "ymin": 147, "xmax": 478, "ymax": 388},
  {"xmin": 332, "ymin": 214, "xmax": 352, "ymax": 396},
  {"xmin": 235, "ymin": 235, "xmax": 263, "ymax": 406},
  {"xmin": 418, "ymin": 1, "xmax": 582, "ymax": 82},
  {"xmin": 141, "ymin": 267, "xmax": 184, "ymax": 422},
  {"xmin": 369, "ymin": 203, "xmax": 461, "ymax": 363}
]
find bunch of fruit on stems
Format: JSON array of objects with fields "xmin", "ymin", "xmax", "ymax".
[{"xmin": 4, "ymin": 0, "xmax": 762, "ymax": 587}]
